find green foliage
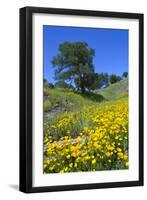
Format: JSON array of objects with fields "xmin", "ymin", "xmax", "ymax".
[
  {"xmin": 122, "ymin": 72, "xmax": 128, "ymax": 78},
  {"xmin": 110, "ymin": 74, "xmax": 122, "ymax": 84},
  {"xmin": 43, "ymin": 87, "xmax": 50, "ymax": 96},
  {"xmin": 52, "ymin": 42, "xmax": 95, "ymax": 93},
  {"xmin": 95, "ymin": 73, "xmax": 109, "ymax": 88},
  {"xmin": 43, "ymin": 79, "xmax": 54, "ymax": 89},
  {"xmin": 74, "ymin": 73, "xmax": 97, "ymax": 91},
  {"xmin": 54, "ymin": 81, "xmax": 73, "ymax": 89},
  {"xmin": 43, "ymin": 100, "xmax": 52, "ymax": 112}
]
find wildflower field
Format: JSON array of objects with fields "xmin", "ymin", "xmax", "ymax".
[{"xmin": 43, "ymin": 79, "xmax": 129, "ymax": 173}]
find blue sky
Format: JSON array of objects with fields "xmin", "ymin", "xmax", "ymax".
[{"xmin": 43, "ymin": 26, "xmax": 128, "ymax": 83}]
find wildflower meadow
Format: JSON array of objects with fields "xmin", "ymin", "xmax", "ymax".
[{"xmin": 43, "ymin": 87, "xmax": 128, "ymax": 173}]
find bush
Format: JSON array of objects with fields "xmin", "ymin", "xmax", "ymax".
[{"xmin": 43, "ymin": 100, "xmax": 52, "ymax": 112}]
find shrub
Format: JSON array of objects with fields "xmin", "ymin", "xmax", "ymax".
[{"xmin": 43, "ymin": 100, "xmax": 52, "ymax": 112}]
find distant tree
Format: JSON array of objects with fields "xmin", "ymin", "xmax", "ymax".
[
  {"xmin": 102, "ymin": 73, "xmax": 109, "ymax": 87},
  {"xmin": 48, "ymin": 83, "xmax": 54, "ymax": 89},
  {"xmin": 122, "ymin": 72, "xmax": 128, "ymax": 78},
  {"xmin": 43, "ymin": 78, "xmax": 48, "ymax": 85},
  {"xmin": 52, "ymin": 42, "xmax": 95, "ymax": 93},
  {"xmin": 110, "ymin": 74, "xmax": 122, "ymax": 84},
  {"xmin": 95, "ymin": 73, "xmax": 109, "ymax": 88},
  {"xmin": 43, "ymin": 79, "xmax": 54, "ymax": 88}
]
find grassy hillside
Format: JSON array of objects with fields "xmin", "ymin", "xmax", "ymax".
[
  {"xmin": 96, "ymin": 78, "xmax": 128, "ymax": 101},
  {"xmin": 43, "ymin": 87, "xmax": 104, "ymax": 113},
  {"xmin": 43, "ymin": 78, "xmax": 128, "ymax": 114}
]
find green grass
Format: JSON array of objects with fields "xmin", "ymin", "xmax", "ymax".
[
  {"xmin": 43, "ymin": 87, "xmax": 105, "ymax": 113},
  {"xmin": 96, "ymin": 78, "xmax": 128, "ymax": 101},
  {"xmin": 43, "ymin": 78, "xmax": 128, "ymax": 115}
]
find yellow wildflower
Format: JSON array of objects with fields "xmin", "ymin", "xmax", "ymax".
[
  {"xmin": 66, "ymin": 154, "xmax": 71, "ymax": 159},
  {"xmin": 92, "ymin": 159, "xmax": 96, "ymax": 164},
  {"xmin": 105, "ymin": 152, "xmax": 111, "ymax": 158},
  {"xmin": 123, "ymin": 155, "xmax": 128, "ymax": 160}
]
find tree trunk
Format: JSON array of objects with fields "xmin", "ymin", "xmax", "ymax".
[{"xmin": 80, "ymin": 77, "xmax": 85, "ymax": 93}]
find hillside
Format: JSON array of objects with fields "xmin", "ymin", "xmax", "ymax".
[
  {"xmin": 43, "ymin": 87, "xmax": 105, "ymax": 113},
  {"xmin": 96, "ymin": 78, "xmax": 128, "ymax": 101},
  {"xmin": 43, "ymin": 78, "xmax": 128, "ymax": 119}
]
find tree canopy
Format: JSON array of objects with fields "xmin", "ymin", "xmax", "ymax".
[
  {"xmin": 54, "ymin": 80, "xmax": 73, "ymax": 89},
  {"xmin": 110, "ymin": 74, "xmax": 122, "ymax": 84},
  {"xmin": 51, "ymin": 41, "xmax": 126, "ymax": 92},
  {"xmin": 52, "ymin": 42, "xmax": 95, "ymax": 93},
  {"xmin": 122, "ymin": 72, "xmax": 128, "ymax": 78}
]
